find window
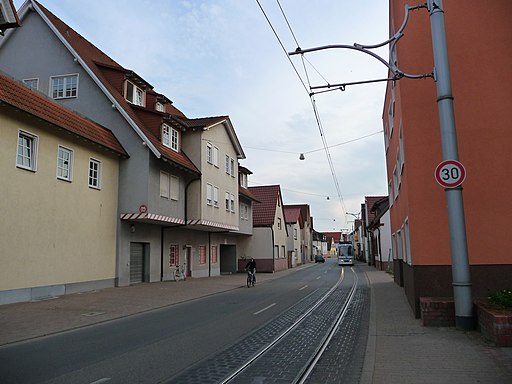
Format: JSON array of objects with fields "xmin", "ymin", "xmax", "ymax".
[
  {"xmin": 230, "ymin": 158, "xmax": 235, "ymax": 177},
  {"xmin": 16, "ymin": 130, "xmax": 38, "ymax": 171},
  {"xmin": 169, "ymin": 244, "xmax": 179, "ymax": 266},
  {"xmin": 388, "ymin": 180, "xmax": 394, "ymax": 207},
  {"xmin": 399, "ymin": 122, "xmax": 405, "ymax": 174},
  {"xmin": 294, "ymin": 228, "xmax": 297, "ymax": 240},
  {"xmin": 383, "ymin": 122, "xmax": 389, "ymax": 152},
  {"xmin": 88, "ymin": 158, "xmax": 101, "ymax": 189},
  {"xmin": 170, "ymin": 175, "xmax": 179, "ymax": 201},
  {"xmin": 155, "ymin": 102, "xmax": 164, "ymax": 112},
  {"xmin": 57, "ymin": 146, "xmax": 73, "ymax": 181},
  {"xmin": 160, "ymin": 171, "xmax": 170, "ymax": 198},
  {"xmin": 225, "ymin": 155, "xmax": 230, "ymax": 174},
  {"xmin": 125, "ymin": 80, "xmax": 145, "ymax": 106},
  {"xmin": 206, "ymin": 142, "xmax": 213, "ymax": 164},
  {"xmin": 51, "ymin": 74, "xmax": 78, "ymax": 99},
  {"xmin": 240, "ymin": 173, "xmax": 247, "ymax": 188},
  {"xmin": 23, "ymin": 78, "xmax": 39, "ymax": 90},
  {"xmin": 277, "ymin": 217, "xmax": 282, "ymax": 229},
  {"xmin": 393, "ymin": 166, "xmax": 399, "ymax": 199},
  {"xmin": 207, "ymin": 183, "xmax": 213, "ymax": 205},
  {"xmin": 213, "ymin": 186, "xmax": 219, "ymax": 207},
  {"xmin": 405, "ymin": 220, "xmax": 412, "ymax": 265},
  {"xmin": 388, "ymin": 100, "xmax": 395, "ymax": 136},
  {"xmin": 230, "ymin": 193, "xmax": 235, "ymax": 212},
  {"xmin": 199, "ymin": 245, "xmax": 207, "ymax": 264},
  {"xmin": 225, "ymin": 192, "xmax": 230, "ymax": 211},
  {"xmin": 162, "ymin": 124, "xmax": 179, "ymax": 152},
  {"xmin": 211, "ymin": 245, "xmax": 218, "ymax": 263},
  {"xmin": 213, "ymin": 146, "xmax": 219, "ymax": 167}
]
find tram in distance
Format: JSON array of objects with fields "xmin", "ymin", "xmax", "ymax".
[{"xmin": 336, "ymin": 242, "xmax": 354, "ymax": 266}]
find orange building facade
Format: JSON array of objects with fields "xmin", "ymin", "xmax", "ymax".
[{"xmin": 384, "ymin": 0, "xmax": 512, "ymax": 316}]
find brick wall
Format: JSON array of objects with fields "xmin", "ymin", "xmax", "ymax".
[
  {"xmin": 477, "ymin": 303, "xmax": 512, "ymax": 347},
  {"xmin": 419, "ymin": 297, "xmax": 455, "ymax": 327}
]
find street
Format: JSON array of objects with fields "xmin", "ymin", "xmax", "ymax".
[{"xmin": 0, "ymin": 259, "xmax": 369, "ymax": 384}]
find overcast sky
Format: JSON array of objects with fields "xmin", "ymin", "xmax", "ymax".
[{"xmin": 15, "ymin": 0, "xmax": 390, "ymax": 232}]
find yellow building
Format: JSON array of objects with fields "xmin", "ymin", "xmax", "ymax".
[{"xmin": 0, "ymin": 73, "xmax": 127, "ymax": 304}]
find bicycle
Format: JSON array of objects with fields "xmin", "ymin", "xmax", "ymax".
[
  {"xmin": 174, "ymin": 265, "xmax": 186, "ymax": 281},
  {"xmin": 246, "ymin": 269, "xmax": 256, "ymax": 288}
]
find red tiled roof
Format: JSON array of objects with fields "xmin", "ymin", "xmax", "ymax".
[
  {"xmin": 0, "ymin": 72, "xmax": 127, "ymax": 156},
  {"xmin": 283, "ymin": 206, "xmax": 302, "ymax": 225},
  {"xmin": 249, "ymin": 185, "xmax": 282, "ymax": 226},
  {"xmin": 365, "ymin": 196, "xmax": 387, "ymax": 224},
  {"xmin": 239, "ymin": 185, "xmax": 259, "ymax": 202},
  {"xmin": 322, "ymin": 231, "xmax": 342, "ymax": 242},
  {"xmin": 34, "ymin": 1, "xmax": 199, "ymax": 174}
]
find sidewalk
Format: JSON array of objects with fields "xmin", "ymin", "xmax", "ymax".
[
  {"xmin": 1, "ymin": 265, "xmax": 511, "ymax": 383},
  {"xmin": 361, "ymin": 268, "xmax": 512, "ymax": 383}
]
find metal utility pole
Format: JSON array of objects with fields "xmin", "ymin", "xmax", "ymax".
[
  {"xmin": 289, "ymin": 0, "xmax": 475, "ymax": 330},
  {"xmin": 427, "ymin": 0, "xmax": 474, "ymax": 330}
]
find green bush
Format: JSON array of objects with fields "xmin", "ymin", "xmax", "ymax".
[{"xmin": 488, "ymin": 289, "xmax": 512, "ymax": 309}]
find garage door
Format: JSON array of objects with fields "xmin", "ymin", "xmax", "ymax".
[{"xmin": 130, "ymin": 242, "xmax": 144, "ymax": 283}]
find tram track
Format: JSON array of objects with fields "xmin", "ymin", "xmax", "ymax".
[{"xmin": 167, "ymin": 265, "xmax": 360, "ymax": 384}]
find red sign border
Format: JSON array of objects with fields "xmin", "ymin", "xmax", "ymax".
[{"xmin": 435, "ymin": 160, "xmax": 466, "ymax": 188}]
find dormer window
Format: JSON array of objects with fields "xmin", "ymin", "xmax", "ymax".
[
  {"xmin": 162, "ymin": 124, "xmax": 179, "ymax": 152},
  {"xmin": 155, "ymin": 102, "xmax": 164, "ymax": 112},
  {"xmin": 125, "ymin": 80, "xmax": 145, "ymax": 106}
]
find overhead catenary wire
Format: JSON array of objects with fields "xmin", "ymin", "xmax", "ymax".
[{"xmin": 256, "ymin": 0, "xmax": 349, "ymax": 222}]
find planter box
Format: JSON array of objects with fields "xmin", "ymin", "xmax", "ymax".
[
  {"xmin": 476, "ymin": 301, "xmax": 512, "ymax": 347},
  {"xmin": 420, "ymin": 297, "xmax": 455, "ymax": 327}
]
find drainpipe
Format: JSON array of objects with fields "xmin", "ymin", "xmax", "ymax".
[{"xmin": 271, "ymin": 226, "xmax": 275, "ymax": 272}]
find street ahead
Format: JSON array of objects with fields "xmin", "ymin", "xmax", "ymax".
[{"xmin": 0, "ymin": 259, "xmax": 369, "ymax": 384}]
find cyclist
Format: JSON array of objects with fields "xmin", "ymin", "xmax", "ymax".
[{"xmin": 245, "ymin": 257, "xmax": 256, "ymax": 285}]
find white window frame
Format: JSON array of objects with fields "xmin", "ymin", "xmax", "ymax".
[
  {"xmin": 277, "ymin": 217, "xmax": 282, "ymax": 230},
  {"xmin": 207, "ymin": 183, "xmax": 213, "ymax": 206},
  {"xmin": 213, "ymin": 146, "xmax": 219, "ymax": 167},
  {"xmin": 170, "ymin": 175, "xmax": 179, "ymax": 201},
  {"xmin": 170, "ymin": 128, "xmax": 179, "ymax": 152},
  {"xmin": 206, "ymin": 142, "xmax": 213, "ymax": 164},
  {"xmin": 88, "ymin": 158, "xmax": 102, "ymax": 189},
  {"xmin": 160, "ymin": 171, "xmax": 170, "ymax": 198},
  {"xmin": 57, "ymin": 145, "xmax": 73, "ymax": 181},
  {"xmin": 16, "ymin": 130, "xmax": 38, "ymax": 171},
  {"xmin": 23, "ymin": 78, "xmax": 39, "ymax": 90},
  {"xmin": 50, "ymin": 74, "xmax": 78, "ymax": 99},
  {"xmin": 399, "ymin": 121, "xmax": 405, "ymax": 174},
  {"xmin": 230, "ymin": 193, "xmax": 235, "ymax": 212},
  {"xmin": 388, "ymin": 100, "xmax": 395, "ymax": 137},
  {"xmin": 393, "ymin": 165, "xmax": 399, "ymax": 199},
  {"xmin": 225, "ymin": 192, "xmax": 230, "ymax": 211},
  {"xmin": 230, "ymin": 158, "xmax": 235, "ymax": 177},
  {"xmin": 162, "ymin": 124, "xmax": 170, "ymax": 147},
  {"xmin": 213, "ymin": 186, "xmax": 219, "ymax": 208},
  {"xmin": 225, "ymin": 155, "xmax": 230, "ymax": 174},
  {"xmin": 125, "ymin": 80, "xmax": 145, "ymax": 106},
  {"xmin": 405, "ymin": 219, "xmax": 412, "ymax": 265},
  {"xmin": 155, "ymin": 102, "xmax": 164, "ymax": 112}
]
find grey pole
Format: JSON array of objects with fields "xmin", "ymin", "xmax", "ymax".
[{"xmin": 427, "ymin": 0, "xmax": 474, "ymax": 330}]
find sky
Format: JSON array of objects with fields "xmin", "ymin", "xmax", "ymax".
[{"xmin": 14, "ymin": 0, "xmax": 390, "ymax": 233}]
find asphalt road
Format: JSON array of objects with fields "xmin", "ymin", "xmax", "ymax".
[{"xmin": 0, "ymin": 260, "xmax": 344, "ymax": 384}]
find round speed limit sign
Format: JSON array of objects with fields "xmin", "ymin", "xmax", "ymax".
[{"xmin": 435, "ymin": 160, "xmax": 466, "ymax": 188}]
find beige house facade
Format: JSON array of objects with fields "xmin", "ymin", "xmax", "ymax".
[{"xmin": 0, "ymin": 73, "xmax": 126, "ymax": 304}]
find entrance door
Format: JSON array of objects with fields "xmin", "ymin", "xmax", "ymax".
[
  {"xmin": 186, "ymin": 246, "xmax": 192, "ymax": 277},
  {"xmin": 130, "ymin": 242, "xmax": 145, "ymax": 284}
]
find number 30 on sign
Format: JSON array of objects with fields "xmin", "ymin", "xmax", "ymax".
[{"xmin": 435, "ymin": 160, "xmax": 466, "ymax": 188}]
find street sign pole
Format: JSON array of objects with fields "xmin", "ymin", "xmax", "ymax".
[{"xmin": 427, "ymin": 0, "xmax": 474, "ymax": 330}]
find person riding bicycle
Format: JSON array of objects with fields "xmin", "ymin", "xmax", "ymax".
[{"xmin": 245, "ymin": 258, "xmax": 256, "ymax": 283}]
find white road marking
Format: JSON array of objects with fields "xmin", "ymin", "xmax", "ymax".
[
  {"xmin": 299, "ymin": 285, "xmax": 308, "ymax": 290},
  {"xmin": 316, "ymin": 276, "xmax": 321, "ymax": 280},
  {"xmin": 253, "ymin": 303, "xmax": 276, "ymax": 315},
  {"xmin": 89, "ymin": 379, "xmax": 111, "ymax": 384}
]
